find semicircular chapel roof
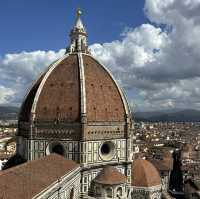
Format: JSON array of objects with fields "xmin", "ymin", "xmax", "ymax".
[
  {"xmin": 132, "ymin": 159, "xmax": 161, "ymax": 187},
  {"xmin": 93, "ymin": 166, "xmax": 126, "ymax": 185}
]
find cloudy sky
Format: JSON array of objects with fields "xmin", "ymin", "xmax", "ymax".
[{"xmin": 0, "ymin": 0, "xmax": 200, "ymax": 112}]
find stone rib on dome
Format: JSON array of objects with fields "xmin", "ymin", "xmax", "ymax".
[
  {"xmin": 132, "ymin": 159, "xmax": 161, "ymax": 187},
  {"xmin": 19, "ymin": 61, "xmax": 59, "ymax": 123},
  {"xmin": 19, "ymin": 75, "xmax": 43, "ymax": 122}
]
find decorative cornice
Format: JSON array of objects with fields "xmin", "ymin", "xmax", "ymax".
[{"xmin": 132, "ymin": 185, "xmax": 162, "ymax": 192}]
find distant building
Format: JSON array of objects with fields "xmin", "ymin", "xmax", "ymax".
[
  {"xmin": 131, "ymin": 159, "xmax": 162, "ymax": 199},
  {"xmin": 184, "ymin": 179, "xmax": 200, "ymax": 199}
]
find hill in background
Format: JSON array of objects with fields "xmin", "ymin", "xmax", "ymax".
[
  {"xmin": 0, "ymin": 106, "xmax": 200, "ymax": 122},
  {"xmin": 0, "ymin": 106, "xmax": 19, "ymax": 120},
  {"xmin": 134, "ymin": 109, "xmax": 200, "ymax": 122}
]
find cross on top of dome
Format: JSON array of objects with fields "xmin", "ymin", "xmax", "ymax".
[{"xmin": 76, "ymin": 8, "xmax": 82, "ymax": 17}]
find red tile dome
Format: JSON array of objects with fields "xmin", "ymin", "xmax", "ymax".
[
  {"xmin": 132, "ymin": 159, "xmax": 161, "ymax": 187},
  {"xmin": 94, "ymin": 166, "xmax": 126, "ymax": 185},
  {"xmin": 18, "ymin": 53, "xmax": 131, "ymax": 139},
  {"xmin": 18, "ymin": 9, "xmax": 132, "ymax": 141},
  {"xmin": 19, "ymin": 53, "xmax": 129, "ymax": 122}
]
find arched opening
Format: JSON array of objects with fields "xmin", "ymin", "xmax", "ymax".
[
  {"xmin": 52, "ymin": 144, "xmax": 64, "ymax": 156},
  {"xmin": 101, "ymin": 143, "xmax": 110, "ymax": 154},
  {"xmin": 81, "ymin": 39, "xmax": 85, "ymax": 51},
  {"xmin": 75, "ymin": 39, "xmax": 79, "ymax": 51},
  {"xmin": 46, "ymin": 142, "xmax": 65, "ymax": 156},
  {"xmin": 69, "ymin": 188, "xmax": 74, "ymax": 199},
  {"xmin": 100, "ymin": 141, "xmax": 115, "ymax": 161},
  {"xmin": 96, "ymin": 186, "xmax": 101, "ymax": 197},
  {"xmin": 116, "ymin": 187, "xmax": 123, "ymax": 197},
  {"xmin": 106, "ymin": 187, "xmax": 113, "ymax": 198}
]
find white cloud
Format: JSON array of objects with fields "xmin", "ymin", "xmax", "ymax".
[
  {"xmin": 1, "ymin": 0, "xmax": 200, "ymax": 112},
  {"xmin": 90, "ymin": 0, "xmax": 200, "ymax": 111},
  {"xmin": 91, "ymin": 24, "xmax": 169, "ymax": 70},
  {"xmin": 0, "ymin": 50, "xmax": 65, "ymax": 105},
  {"xmin": 0, "ymin": 86, "xmax": 15, "ymax": 104}
]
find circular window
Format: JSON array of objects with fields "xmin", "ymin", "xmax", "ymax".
[
  {"xmin": 46, "ymin": 142, "xmax": 65, "ymax": 156},
  {"xmin": 52, "ymin": 144, "xmax": 65, "ymax": 155},
  {"xmin": 99, "ymin": 141, "xmax": 115, "ymax": 161}
]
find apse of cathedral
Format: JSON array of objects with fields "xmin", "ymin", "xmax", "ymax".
[{"xmin": 0, "ymin": 9, "xmax": 165, "ymax": 199}]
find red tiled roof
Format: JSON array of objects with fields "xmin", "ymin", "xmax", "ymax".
[
  {"xmin": 132, "ymin": 159, "xmax": 161, "ymax": 187},
  {"xmin": 83, "ymin": 55, "xmax": 126, "ymax": 122},
  {"xmin": 0, "ymin": 154, "xmax": 79, "ymax": 199},
  {"xmin": 94, "ymin": 166, "xmax": 126, "ymax": 185},
  {"xmin": 150, "ymin": 158, "xmax": 173, "ymax": 171},
  {"xmin": 18, "ymin": 53, "xmax": 129, "ymax": 140}
]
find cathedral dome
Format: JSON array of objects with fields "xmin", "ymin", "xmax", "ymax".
[
  {"xmin": 19, "ymin": 53, "xmax": 129, "ymax": 123},
  {"xmin": 18, "ymin": 9, "xmax": 131, "ymax": 141},
  {"xmin": 131, "ymin": 159, "xmax": 161, "ymax": 187}
]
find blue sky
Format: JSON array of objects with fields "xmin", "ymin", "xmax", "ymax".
[
  {"xmin": 0, "ymin": 0, "xmax": 147, "ymax": 55},
  {"xmin": 1, "ymin": 0, "xmax": 200, "ymax": 111}
]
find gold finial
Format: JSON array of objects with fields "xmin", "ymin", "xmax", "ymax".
[{"xmin": 77, "ymin": 8, "xmax": 82, "ymax": 17}]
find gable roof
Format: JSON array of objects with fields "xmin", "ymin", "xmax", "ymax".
[{"xmin": 0, "ymin": 154, "xmax": 79, "ymax": 199}]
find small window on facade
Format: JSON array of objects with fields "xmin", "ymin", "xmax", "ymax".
[
  {"xmin": 51, "ymin": 143, "xmax": 65, "ymax": 156},
  {"xmin": 70, "ymin": 188, "xmax": 74, "ymax": 199},
  {"xmin": 106, "ymin": 188, "xmax": 113, "ymax": 198},
  {"xmin": 116, "ymin": 187, "xmax": 123, "ymax": 196},
  {"xmin": 84, "ymin": 176, "xmax": 87, "ymax": 183},
  {"xmin": 83, "ymin": 186, "xmax": 87, "ymax": 193},
  {"xmin": 96, "ymin": 186, "xmax": 101, "ymax": 197}
]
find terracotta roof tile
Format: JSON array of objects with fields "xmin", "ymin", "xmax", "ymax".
[
  {"xmin": 0, "ymin": 154, "xmax": 79, "ymax": 199},
  {"xmin": 83, "ymin": 55, "xmax": 126, "ymax": 122},
  {"xmin": 94, "ymin": 166, "xmax": 126, "ymax": 185},
  {"xmin": 150, "ymin": 159, "xmax": 173, "ymax": 171},
  {"xmin": 132, "ymin": 159, "xmax": 161, "ymax": 187},
  {"xmin": 18, "ymin": 53, "xmax": 130, "ymax": 140},
  {"xmin": 35, "ymin": 54, "xmax": 80, "ymax": 122}
]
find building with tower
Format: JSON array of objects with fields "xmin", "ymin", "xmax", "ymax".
[{"xmin": 0, "ymin": 9, "xmax": 165, "ymax": 199}]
